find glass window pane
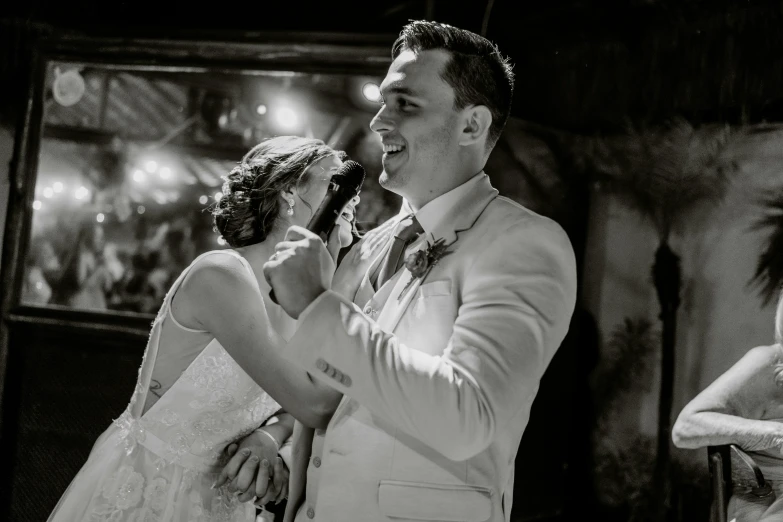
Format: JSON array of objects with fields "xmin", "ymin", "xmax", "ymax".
[{"xmin": 23, "ymin": 63, "xmax": 396, "ymax": 314}]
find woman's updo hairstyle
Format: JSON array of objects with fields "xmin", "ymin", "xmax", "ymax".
[{"xmin": 212, "ymin": 136, "xmax": 345, "ymax": 248}]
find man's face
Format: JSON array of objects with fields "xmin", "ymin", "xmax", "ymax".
[{"xmin": 370, "ymin": 49, "xmax": 462, "ymax": 204}]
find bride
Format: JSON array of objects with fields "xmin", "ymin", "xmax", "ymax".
[{"xmin": 47, "ymin": 136, "xmax": 383, "ymax": 521}]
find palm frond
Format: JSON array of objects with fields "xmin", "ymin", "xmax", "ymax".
[
  {"xmin": 588, "ymin": 117, "xmax": 736, "ymax": 240},
  {"xmin": 593, "ymin": 432, "xmax": 657, "ymax": 513},
  {"xmin": 593, "ymin": 317, "xmax": 658, "ymax": 412},
  {"xmin": 748, "ymin": 191, "xmax": 783, "ymax": 305}
]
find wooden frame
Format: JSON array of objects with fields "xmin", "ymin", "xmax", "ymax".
[
  {"xmin": 0, "ymin": 25, "xmax": 392, "ymax": 437},
  {"xmin": 708, "ymin": 444, "xmax": 773, "ymax": 522},
  {"xmin": 708, "ymin": 445, "xmax": 730, "ymax": 522}
]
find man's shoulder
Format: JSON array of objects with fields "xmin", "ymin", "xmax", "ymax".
[{"xmin": 479, "ymin": 195, "xmax": 568, "ymax": 239}]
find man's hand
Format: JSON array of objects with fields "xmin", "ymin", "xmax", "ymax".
[
  {"xmin": 213, "ymin": 430, "xmax": 286, "ymax": 503},
  {"xmin": 263, "ymin": 226, "xmax": 334, "ymax": 319},
  {"xmin": 254, "ymin": 454, "xmax": 289, "ymax": 507}
]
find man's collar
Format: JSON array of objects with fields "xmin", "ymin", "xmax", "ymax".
[
  {"xmin": 397, "ymin": 172, "xmax": 498, "ymax": 246},
  {"xmin": 399, "ymin": 172, "xmax": 487, "ymax": 237}
]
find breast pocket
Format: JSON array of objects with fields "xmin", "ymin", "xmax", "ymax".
[
  {"xmin": 418, "ymin": 280, "xmax": 452, "ymax": 298},
  {"xmin": 378, "ymin": 480, "xmax": 493, "ymax": 521},
  {"xmin": 398, "ymin": 280, "xmax": 457, "ymax": 356}
]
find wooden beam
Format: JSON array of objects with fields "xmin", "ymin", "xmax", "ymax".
[
  {"xmin": 41, "ymin": 33, "xmax": 392, "ymax": 77},
  {"xmin": 98, "ymin": 72, "xmax": 111, "ymax": 129},
  {"xmin": 43, "ymin": 124, "xmax": 248, "ymax": 162},
  {"xmin": 326, "ymin": 116, "xmax": 354, "ymax": 148}
]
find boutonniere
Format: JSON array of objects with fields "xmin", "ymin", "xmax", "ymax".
[{"xmin": 397, "ymin": 237, "xmax": 454, "ymax": 301}]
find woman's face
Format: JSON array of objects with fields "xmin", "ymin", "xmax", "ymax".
[{"xmin": 293, "ymin": 154, "xmax": 359, "ymax": 249}]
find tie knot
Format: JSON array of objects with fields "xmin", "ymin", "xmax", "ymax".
[{"xmin": 395, "ymin": 215, "xmax": 423, "ymax": 244}]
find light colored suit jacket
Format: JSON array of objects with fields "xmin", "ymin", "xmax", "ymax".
[{"xmin": 283, "ymin": 174, "xmax": 577, "ymax": 522}]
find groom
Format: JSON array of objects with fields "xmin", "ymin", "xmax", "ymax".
[{"xmin": 264, "ymin": 20, "xmax": 577, "ymax": 522}]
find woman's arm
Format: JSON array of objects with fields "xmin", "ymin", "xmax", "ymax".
[
  {"xmin": 173, "ymin": 254, "xmax": 341, "ymax": 428},
  {"xmin": 257, "ymin": 412, "xmax": 295, "ymax": 449},
  {"xmin": 672, "ymin": 345, "xmax": 783, "ymax": 452}
]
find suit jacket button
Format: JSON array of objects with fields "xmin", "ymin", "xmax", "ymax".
[
  {"xmin": 315, "ymin": 359, "xmax": 327, "ymax": 371},
  {"xmin": 342, "ymin": 375, "xmax": 352, "ymax": 387},
  {"xmin": 363, "ymin": 304, "xmax": 373, "ymax": 314},
  {"xmin": 307, "ymin": 508, "xmax": 315, "ymax": 519},
  {"xmin": 313, "ymin": 457, "xmax": 321, "ymax": 468},
  {"xmin": 326, "ymin": 366, "xmax": 337, "ymax": 378}
]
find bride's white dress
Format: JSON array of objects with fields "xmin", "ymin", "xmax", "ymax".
[{"xmin": 48, "ymin": 250, "xmax": 284, "ymax": 522}]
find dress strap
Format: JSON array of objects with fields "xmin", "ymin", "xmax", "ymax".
[{"xmin": 214, "ymin": 249, "xmax": 263, "ymax": 295}]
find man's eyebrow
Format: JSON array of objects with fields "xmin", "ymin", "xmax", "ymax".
[{"xmin": 380, "ymin": 84, "xmax": 418, "ymax": 97}]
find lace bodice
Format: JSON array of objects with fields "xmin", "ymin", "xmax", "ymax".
[{"xmin": 115, "ymin": 338, "xmax": 280, "ymax": 470}]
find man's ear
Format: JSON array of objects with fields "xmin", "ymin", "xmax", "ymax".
[{"xmin": 458, "ymin": 105, "xmax": 492, "ymax": 147}]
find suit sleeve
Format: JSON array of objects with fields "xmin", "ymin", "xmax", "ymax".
[{"xmin": 283, "ymin": 219, "xmax": 577, "ymax": 461}]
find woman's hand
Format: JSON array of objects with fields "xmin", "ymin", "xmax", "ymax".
[
  {"xmin": 214, "ymin": 429, "xmax": 286, "ymax": 503},
  {"xmin": 330, "ymin": 221, "xmax": 395, "ymax": 302}
]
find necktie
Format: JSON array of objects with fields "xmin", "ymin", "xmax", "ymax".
[{"xmin": 375, "ymin": 214, "xmax": 424, "ymax": 289}]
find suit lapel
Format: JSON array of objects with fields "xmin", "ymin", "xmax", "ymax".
[
  {"xmin": 427, "ymin": 174, "xmax": 499, "ymax": 248},
  {"xmin": 353, "ymin": 213, "xmax": 407, "ymax": 308},
  {"xmin": 378, "ymin": 175, "xmax": 499, "ymax": 333}
]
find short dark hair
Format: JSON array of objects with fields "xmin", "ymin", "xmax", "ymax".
[{"xmin": 392, "ymin": 20, "xmax": 515, "ymax": 150}]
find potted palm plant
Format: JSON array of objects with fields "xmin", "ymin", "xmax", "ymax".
[{"xmin": 749, "ymin": 191, "xmax": 783, "ymax": 306}]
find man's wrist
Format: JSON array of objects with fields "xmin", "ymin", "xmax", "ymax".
[{"xmin": 297, "ymin": 289, "xmax": 332, "ymax": 324}]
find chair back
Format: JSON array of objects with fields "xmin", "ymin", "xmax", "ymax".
[{"xmin": 707, "ymin": 444, "xmax": 773, "ymax": 522}]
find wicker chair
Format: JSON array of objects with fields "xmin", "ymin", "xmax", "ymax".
[{"xmin": 708, "ymin": 445, "xmax": 773, "ymax": 522}]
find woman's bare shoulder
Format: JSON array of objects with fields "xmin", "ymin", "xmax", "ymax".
[
  {"xmin": 175, "ymin": 251, "xmax": 259, "ymax": 311},
  {"xmin": 742, "ymin": 345, "xmax": 782, "ymax": 368},
  {"xmin": 184, "ymin": 251, "xmax": 254, "ymax": 289}
]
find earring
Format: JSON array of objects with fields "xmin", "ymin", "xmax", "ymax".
[{"xmin": 286, "ymin": 198, "xmax": 295, "ymax": 216}]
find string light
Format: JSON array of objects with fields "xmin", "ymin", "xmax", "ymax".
[
  {"xmin": 362, "ymin": 82, "xmax": 381, "ymax": 102},
  {"xmin": 275, "ymin": 107, "xmax": 299, "ymax": 129}
]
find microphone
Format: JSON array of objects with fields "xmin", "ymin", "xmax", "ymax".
[
  {"xmin": 306, "ymin": 160, "xmax": 366, "ymax": 241},
  {"xmin": 269, "ymin": 160, "xmax": 365, "ymax": 304}
]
